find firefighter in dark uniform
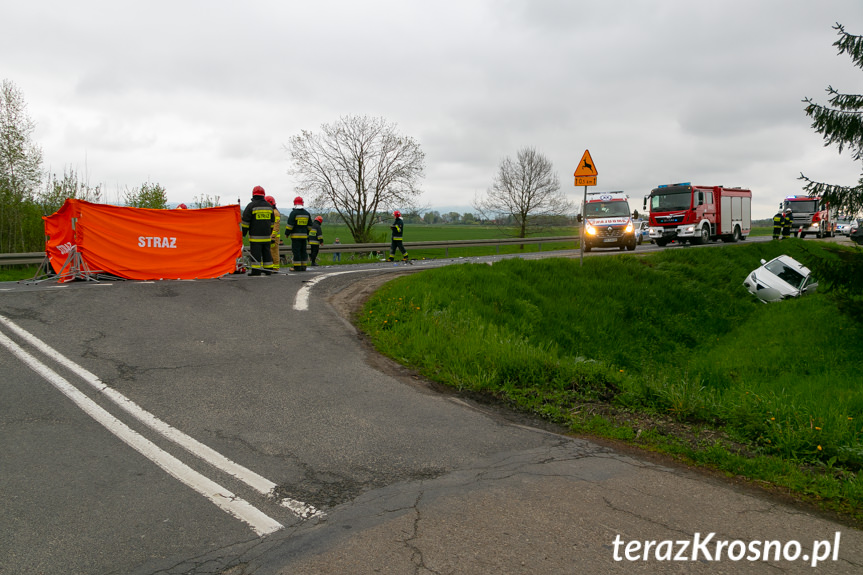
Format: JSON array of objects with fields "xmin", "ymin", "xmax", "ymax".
[
  {"xmin": 781, "ymin": 208, "xmax": 793, "ymax": 239},
  {"xmin": 772, "ymin": 209, "xmax": 784, "ymax": 240},
  {"xmin": 240, "ymin": 186, "xmax": 276, "ymax": 275},
  {"xmin": 388, "ymin": 210, "xmax": 408, "ymax": 263},
  {"xmin": 285, "ymin": 196, "xmax": 311, "ymax": 271},
  {"xmin": 308, "ymin": 216, "xmax": 323, "ymax": 266}
]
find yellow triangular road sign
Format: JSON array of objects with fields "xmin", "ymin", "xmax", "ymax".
[{"xmin": 574, "ymin": 150, "xmax": 598, "ymax": 177}]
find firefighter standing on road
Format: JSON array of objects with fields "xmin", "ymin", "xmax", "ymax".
[
  {"xmin": 308, "ymin": 216, "xmax": 323, "ymax": 266},
  {"xmin": 285, "ymin": 196, "xmax": 311, "ymax": 271},
  {"xmin": 773, "ymin": 209, "xmax": 784, "ymax": 240},
  {"xmin": 241, "ymin": 186, "xmax": 276, "ymax": 275},
  {"xmin": 265, "ymin": 195, "xmax": 281, "ymax": 269},
  {"xmin": 782, "ymin": 208, "xmax": 794, "ymax": 239},
  {"xmin": 388, "ymin": 210, "xmax": 409, "ymax": 263}
]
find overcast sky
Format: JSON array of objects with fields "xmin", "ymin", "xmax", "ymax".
[{"xmin": 3, "ymin": 1, "xmax": 862, "ymax": 219}]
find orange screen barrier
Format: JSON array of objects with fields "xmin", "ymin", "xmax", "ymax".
[{"xmin": 43, "ymin": 199, "xmax": 243, "ymax": 280}]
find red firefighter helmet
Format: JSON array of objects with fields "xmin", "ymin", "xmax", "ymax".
[
  {"xmin": 294, "ymin": 196, "xmax": 304, "ymax": 206},
  {"xmin": 315, "ymin": 216, "xmax": 323, "ymax": 223},
  {"xmin": 393, "ymin": 210, "xmax": 401, "ymax": 218},
  {"xmin": 252, "ymin": 185, "xmax": 266, "ymax": 196},
  {"xmin": 176, "ymin": 203, "xmax": 188, "ymax": 209},
  {"xmin": 265, "ymin": 195, "xmax": 276, "ymax": 206}
]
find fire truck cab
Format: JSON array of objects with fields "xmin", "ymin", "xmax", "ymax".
[{"xmin": 782, "ymin": 195, "xmax": 835, "ymax": 238}]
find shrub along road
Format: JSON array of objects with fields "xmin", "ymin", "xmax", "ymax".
[{"xmin": 1, "ymin": 240, "xmax": 861, "ymax": 574}]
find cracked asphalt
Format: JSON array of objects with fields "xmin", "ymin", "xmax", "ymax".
[{"xmin": 1, "ymin": 248, "xmax": 861, "ymax": 574}]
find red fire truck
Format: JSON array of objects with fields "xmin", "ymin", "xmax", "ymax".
[
  {"xmin": 781, "ymin": 195, "xmax": 836, "ymax": 238},
  {"xmin": 644, "ymin": 183, "xmax": 752, "ymax": 247}
]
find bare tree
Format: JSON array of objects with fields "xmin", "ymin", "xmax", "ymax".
[
  {"xmin": 474, "ymin": 146, "xmax": 571, "ymax": 238},
  {"xmin": 40, "ymin": 166, "xmax": 102, "ymax": 215},
  {"xmin": 192, "ymin": 193, "xmax": 220, "ymax": 208},
  {"xmin": 286, "ymin": 115, "xmax": 425, "ymax": 243}
]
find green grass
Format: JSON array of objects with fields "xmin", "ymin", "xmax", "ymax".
[
  {"xmin": 0, "ymin": 265, "xmax": 39, "ymax": 282},
  {"xmin": 358, "ymin": 238, "xmax": 863, "ymax": 523}
]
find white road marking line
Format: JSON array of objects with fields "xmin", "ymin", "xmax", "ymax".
[
  {"xmin": 0, "ymin": 315, "xmax": 323, "ymax": 520},
  {"xmin": 293, "ymin": 268, "xmax": 389, "ymax": 311},
  {"xmin": 0, "ymin": 329, "xmax": 283, "ymax": 536}
]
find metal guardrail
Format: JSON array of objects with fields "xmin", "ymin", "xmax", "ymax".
[
  {"xmin": 0, "ymin": 236, "xmax": 580, "ymax": 267},
  {"xmin": 0, "ymin": 252, "xmax": 45, "ymax": 266}
]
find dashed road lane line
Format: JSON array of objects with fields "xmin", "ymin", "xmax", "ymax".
[
  {"xmin": 0, "ymin": 314, "xmax": 323, "ymax": 520},
  {"xmin": 0, "ymin": 329, "xmax": 283, "ymax": 536}
]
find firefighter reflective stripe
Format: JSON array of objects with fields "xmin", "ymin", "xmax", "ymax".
[{"xmin": 296, "ymin": 216, "xmax": 309, "ymax": 226}]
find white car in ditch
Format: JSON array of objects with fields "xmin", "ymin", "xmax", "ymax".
[{"xmin": 743, "ymin": 255, "xmax": 818, "ymax": 303}]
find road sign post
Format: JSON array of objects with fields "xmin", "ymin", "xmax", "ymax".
[{"xmin": 574, "ymin": 150, "xmax": 598, "ymax": 266}]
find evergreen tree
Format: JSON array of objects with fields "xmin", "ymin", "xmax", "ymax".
[{"xmin": 801, "ymin": 23, "xmax": 863, "ymax": 215}]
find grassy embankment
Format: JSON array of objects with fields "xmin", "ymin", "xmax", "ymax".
[{"xmin": 358, "ymin": 237, "xmax": 863, "ymax": 524}]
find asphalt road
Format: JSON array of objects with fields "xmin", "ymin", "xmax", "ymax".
[{"xmin": 2, "ymin": 237, "xmax": 861, "ymax": 574}]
